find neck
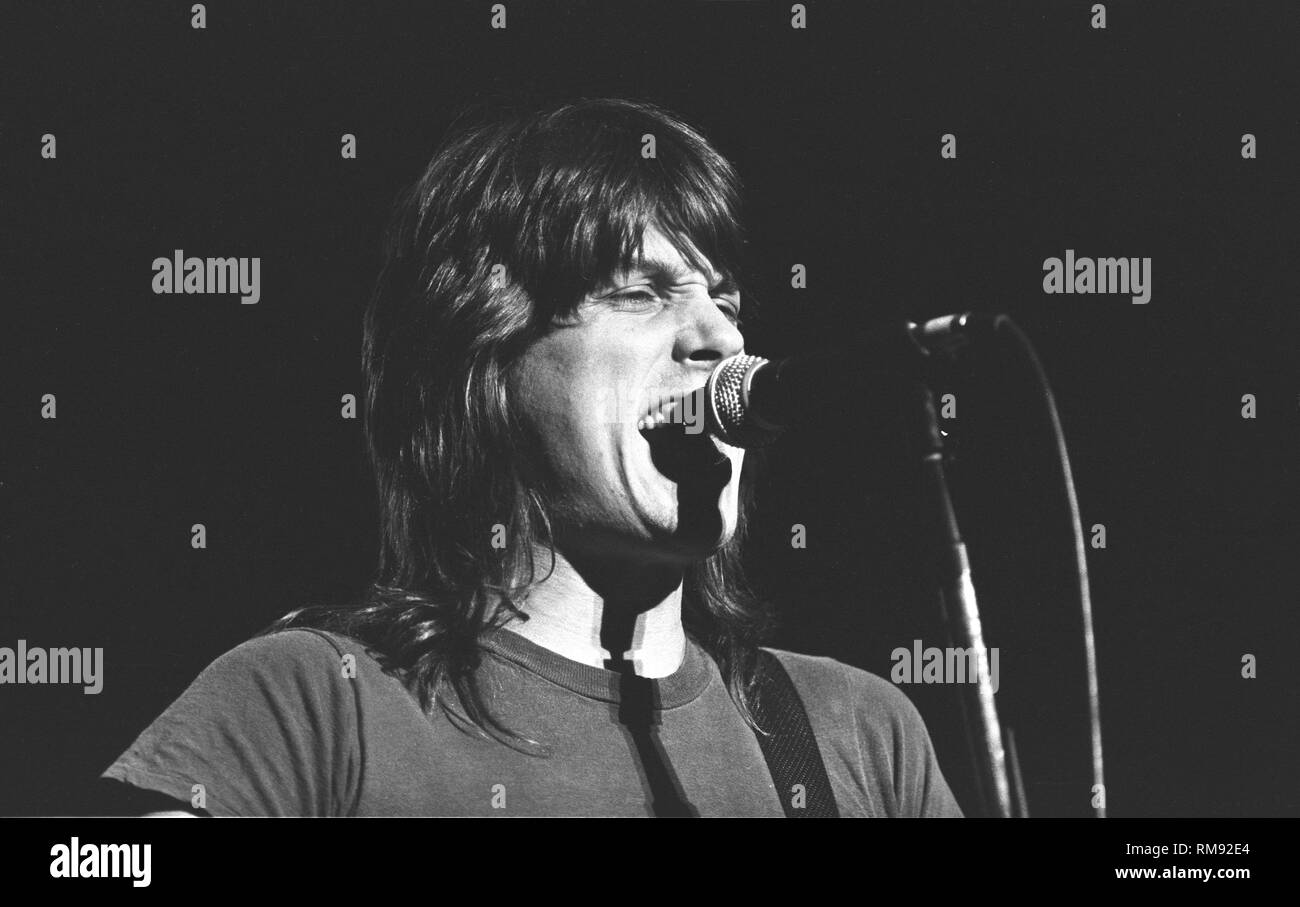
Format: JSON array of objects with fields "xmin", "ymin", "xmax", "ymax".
[{"xmin": 501, "ymin": 546, "xmax": 688, "ymax": 678}]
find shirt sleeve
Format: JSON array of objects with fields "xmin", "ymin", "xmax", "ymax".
[
  {"xmin": 852, "ymin": 667, "xmax": 965, "ymax": 818},
  {"xmin": 899, "ymin": 697, "xmax": 965, "ymax": 818},
  {"xmin": 101, "ymin": 629, "xmax": 362, "ymax": 817},
  {"xmin": 768, "ymin": 647, "xmax": 965, "ymax": 817}
]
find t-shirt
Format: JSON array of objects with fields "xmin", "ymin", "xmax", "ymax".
[{"xmin": 101, "ymin": 627, "xmax": 964, "ymax": 817}]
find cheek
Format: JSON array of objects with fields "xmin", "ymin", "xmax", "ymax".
[
  {"xmin": 514, "ymin": 324, "xmax": 654, "ymax": 431},
  {"xmin": 520, "ymin": 377, "xmax": 615, "ymax": 453},
  {"xmin": 510, "ymin": 341, "xmax": 624, "ymax": 480},
  {"xmin": 513, "ymin": 338, "xmax": 582, "ymax": 423}
]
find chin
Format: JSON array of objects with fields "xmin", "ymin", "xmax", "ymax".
[
  {"xmin": 594, "ymin": 417, "xmax": 745, "ymax": 563},
  {"xmin": 648, "ymin": 500, "xmax": 739, "ymax": 563}
]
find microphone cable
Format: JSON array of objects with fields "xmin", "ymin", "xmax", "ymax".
[{"xmin": 990, "ymin": 314, "xmax": 1106, "ymax": 818}]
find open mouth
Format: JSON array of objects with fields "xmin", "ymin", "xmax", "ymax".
[{"xmin": 638, "ymin": 395, "xmax": 732, "ymax": 486}]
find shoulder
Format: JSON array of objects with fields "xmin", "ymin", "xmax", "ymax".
[
  {"xmin": 101, "ymin": 628, "xmax": 383, "ymax": 817},
  {"xmin": 124, "ymin": 626, "xmax": 394, "ymax": 764},
  {"xmin": 762, "ymin": 646, "xmax": 928, "ymax": 736},
  {"xmin": 144, "ymin": 626, "xmax": 387, "ymax": 737},
  {"xmin": 206, "ymin": 626, "xmax": 360, "ymax": 666},
  {"xmin": 194, "ymin": 628, "xmax": 390, "ymax": 689},
  {"xmin": 171, "ymin": 629, "xmax": 344, "ymax": 704},
  {"xmin": 761, "ymin": 646, "xmax": 963, "ymax": 817},
  {"xmin": 266, "ymin": 627, "xmax": 356, "ymax": 655}
]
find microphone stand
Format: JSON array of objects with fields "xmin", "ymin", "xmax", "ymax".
[{"xmin": 910, "ymin": 381, "xmax": 1017, "ymax": 818}]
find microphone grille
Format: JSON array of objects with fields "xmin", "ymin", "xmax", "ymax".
[{"xmin": 707, "ymin": 353, "xmax": 773, "ymax": 448}]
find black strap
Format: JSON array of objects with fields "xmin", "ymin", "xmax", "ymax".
[{"xmin": 750, "ymin": 649, "xmax": 840, "ymax": 817}]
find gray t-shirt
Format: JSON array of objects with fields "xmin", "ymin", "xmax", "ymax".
[{"xmin": 102, "ymin": 627, "xmax": 964, "ymax": 817}]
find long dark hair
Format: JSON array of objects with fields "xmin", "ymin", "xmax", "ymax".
[{"xmin": 263, "ymin": 97, "xmax": 773, "ymax": 746}]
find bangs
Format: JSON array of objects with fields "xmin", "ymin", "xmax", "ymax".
[{"xmin": 484, "ymin": 99, "xmax": 747, "ymax": 317}]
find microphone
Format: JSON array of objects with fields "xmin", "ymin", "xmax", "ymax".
[{"xmin": 700, "ymin": 312, "xmax": 997, "ymax": 448}]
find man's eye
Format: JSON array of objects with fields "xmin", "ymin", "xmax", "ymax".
[
  {"xmin": 716, "ymin": 300, "xmax": 741, "ymax": 324},
  {"xmin": 610, "ymin": 289, "xmax": 657, "ymax": 303}
]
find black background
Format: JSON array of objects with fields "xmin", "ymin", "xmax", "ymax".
[{"xmin": 3, "ymin": 1, "xmax": 1297, "ymax": 817}]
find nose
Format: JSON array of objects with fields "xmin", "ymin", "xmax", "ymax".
[{"xmin": 673, "ymin": 292, "xmax": 745, "ymax": 370}]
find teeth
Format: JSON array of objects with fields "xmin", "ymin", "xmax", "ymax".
[{"xmin": 639, "ymin": 398, "xmax": 679, "ymax": 430}]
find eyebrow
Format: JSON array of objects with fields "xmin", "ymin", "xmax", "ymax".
[{"xmin": 613, "ymin": 256, "xmax": 739, "ymax": 295}]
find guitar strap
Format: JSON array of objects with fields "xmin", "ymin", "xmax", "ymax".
[{"xmin": 750, "ymin": 649, "xmax": 840, "ymax": 817}]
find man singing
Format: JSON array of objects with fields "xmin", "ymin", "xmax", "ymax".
[{"xmin": 101, "ymin": 97, "xmax": 963, "ymax": 817}]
